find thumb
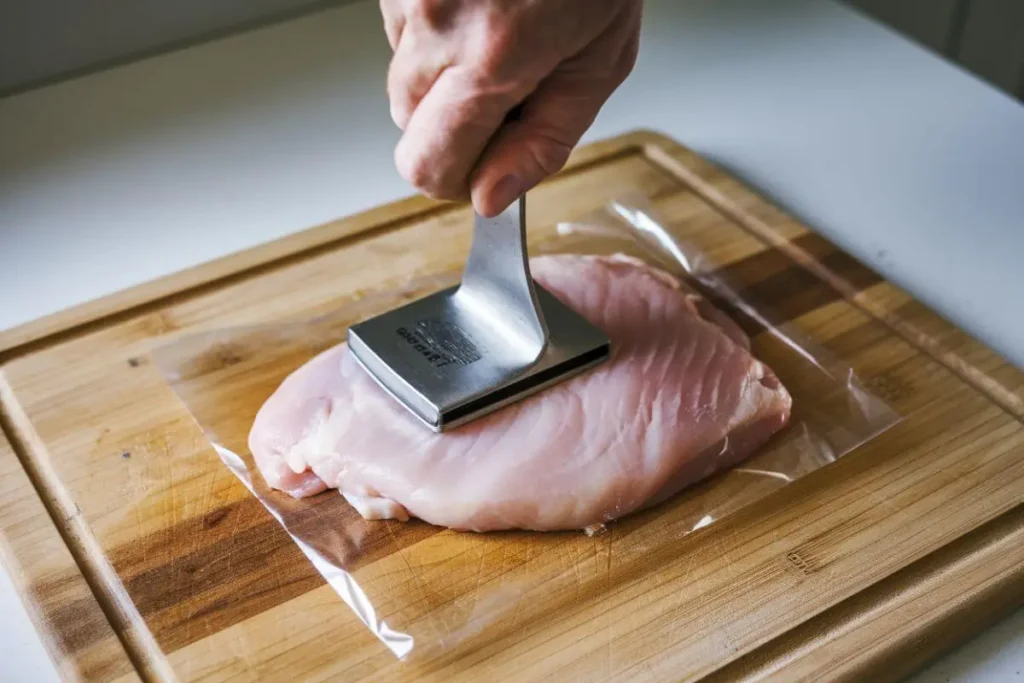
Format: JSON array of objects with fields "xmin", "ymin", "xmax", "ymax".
[{"xmin": 469, "ymin": 76, "xmax": 613, "ymax": 218}]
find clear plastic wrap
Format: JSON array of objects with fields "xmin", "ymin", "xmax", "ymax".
[{"xmin": 153, "ymin": 195, "xmax": 900, "ymax": 661}]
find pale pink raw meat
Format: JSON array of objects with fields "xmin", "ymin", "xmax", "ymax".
[{"xmin": 248, "ymin": 254, "xmax": 792, "ymax": 532}]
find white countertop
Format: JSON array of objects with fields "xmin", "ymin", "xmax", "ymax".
[{"xmin": 1, "ymin": 0, "xmax": 1022, "ymax": 680}]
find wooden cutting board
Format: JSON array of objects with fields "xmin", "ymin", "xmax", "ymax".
[{"xmin": 0, "ymin": 131, "xmax": 1022, "ymax": 683}]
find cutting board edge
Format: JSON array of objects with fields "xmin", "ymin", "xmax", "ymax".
[
  {"xmin": 637, "ymin": 139, "xmax": 1024, "ymax": 424},
  {"xmin": 0, "ymin": 130, "xmax": 657, "ymax": 363},
  {"xmin": 0, "ymin": 374, "xmax": 172, "ymax": 683},
  {"xmin": 705, "ymin": 503, "xmax": 1024, "ymax": 683},
  {"xmin": 0, "ymin": 129, "xmax": 1022, "ymax": 681},
  {"xmin": 0, "ymin": 400, "xmax": 143, "ymax": 682},
  {"xmin": 1, "ymin": 127, "xmax": 1020, "ymax": 423},
  {"xmin": 0, "ymin": 129, "xmax": 664, "ymax": 683},
  {"xmin": 5, "ymin": 399, "xmax": 1020, "ymax": 683}
]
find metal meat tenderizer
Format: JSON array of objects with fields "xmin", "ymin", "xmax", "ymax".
[{"xmin": 347, "ymin": 193, "xmax": 611, "ymax": 432}]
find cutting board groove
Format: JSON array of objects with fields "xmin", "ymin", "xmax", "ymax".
[
  {"xmin": 704, "ymin": 503, "xmax": 1024, "ymax": 682},
  {"xmin": 642, "ymin": 143, "xmax": 1024, "ymax": 423},
  {"xmin": 0, "ymin": 131, "xmax": 1021, "ymax": 682}
]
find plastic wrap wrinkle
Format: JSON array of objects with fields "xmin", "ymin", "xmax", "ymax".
[
  {"xmin": 154, "ymin": 195, "xmax": 901, "ymax": 663},
  {"xmin": 214, "ymin": 443, "xmax": 414, "ymax": 658}
]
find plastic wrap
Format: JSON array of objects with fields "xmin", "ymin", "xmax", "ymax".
[{"xmin": 153, "ymin": 196, "xmax": 900, "ymax": 661}]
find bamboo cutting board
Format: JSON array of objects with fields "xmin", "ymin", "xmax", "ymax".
[{"xmin": 0, "ymin": 131, "xmax": 1022, "ymax": 683}]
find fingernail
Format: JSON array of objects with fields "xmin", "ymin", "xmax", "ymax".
[
  {"xmin": 489, "ymin": 174, "xmax": 524, "ymax": 215},
  {"xmin": 390, "ymin": 101, "xmax": 408, "ymax": 130}
]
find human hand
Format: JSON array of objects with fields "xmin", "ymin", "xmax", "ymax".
[{"xmin": 380, "ymin": 0, "xmax": 642, "ymax": 217}]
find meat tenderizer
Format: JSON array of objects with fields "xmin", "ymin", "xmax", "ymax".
[{"xmin": 347, "ymin": 191, "xmax": 611, "ymax": 432}]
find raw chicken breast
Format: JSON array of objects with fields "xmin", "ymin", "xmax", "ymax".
[{"xmin": 249, "ymin": 254, "xmax": 792, "ymax": 532}]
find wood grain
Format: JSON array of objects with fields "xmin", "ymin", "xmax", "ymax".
[
  {"xmin": 704, "ymin": 504, "xmax": 1024, "ymax": 682},
  {"xmin": 0, "ymin": 426, "xmax": 139, "ymax": 682},
  {"xmin": 0, "ymin": 131, "xmax": 1021, "ymax": 682}
]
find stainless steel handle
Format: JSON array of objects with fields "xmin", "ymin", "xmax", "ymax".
[
  {"xmin": 454, "ymin": 103, "xmax": 547, "ymax": 362},
  {"xmin": 456, "ymin": 194, "xmax": 549, "ymax": 363}
]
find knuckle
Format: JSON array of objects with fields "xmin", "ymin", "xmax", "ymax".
[
  {"xmin": 407, "ymin": 0, "xmax": 455, "ymax": 30},
  {"xmin": 481, "ymin": 21, "xmax": 515, "ymax": 59},
  {"xmin": 477, "ymin": 25, "xmax": 520, "ymax": 79}
]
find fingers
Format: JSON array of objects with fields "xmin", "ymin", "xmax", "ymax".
[
  {"xmin": 388, "ymin": 0, "xmax": 642, "ymax": 209},
  {"xmin": 386, "ymin": 30, "xmax": 449, "ymax": 129},
  {"xmin": 468, "ymin": 75, "xmax": 616, "ymax": 217},
  {"xmin": 394, "ymin": 68, "xmax": 522, "ymax": 202},
  {"xmin": 469, "ymin": 5, "xmax": 641, "ymax": 217},
  {"xmin": 379, "ymin": 0, "xmax": 404, "ymax": 50}
]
